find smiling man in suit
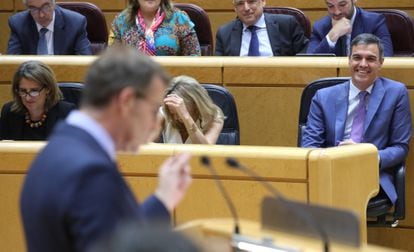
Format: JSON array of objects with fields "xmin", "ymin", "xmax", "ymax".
[
  {"xmin": 7, "ymin": 0, "xmax": 92, "ymax": 55},
  {"xmin": 307, "ymin": 0, "xmax": 393, "ymax": 56},
  {"xmin": 215, "ymin": 0, "xmax": 308, "ymax": 56},
  {"xmin": 302, "ymin": 33, "xmax": 411, "ymax": 205}
]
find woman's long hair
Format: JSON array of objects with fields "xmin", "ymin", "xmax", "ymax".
[{"xmin": 163, "ymin": 75, "xmax": 224, "ymax": 131}]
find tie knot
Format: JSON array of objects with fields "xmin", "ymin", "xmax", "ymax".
[
  {"xmin": 359, "ymin": 91, "xmax": 369, "ymax": 100},
  {"xmin": 247, "ymin": 25, "xmax": 258, "ymax": 32},
  {"xmin": 40, "ymin": 28, "xmax": 48, "ymax": 35}
]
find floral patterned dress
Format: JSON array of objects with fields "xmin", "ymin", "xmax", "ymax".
[{"xmin": 111, "ymin": 8, "xmax": 201, "ymax": 56}]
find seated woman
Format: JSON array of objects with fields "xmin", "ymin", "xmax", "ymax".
[
  {"xmin": 0, "ymin": 61, "xmax": 75, "ymax": 140},
  {"xmin": 160, "ymin": 75, "xmax": 224, "ymax": 144},
  {"xmin": 110, "ymin": 0, "xmax": 201, "ymax": 56}
]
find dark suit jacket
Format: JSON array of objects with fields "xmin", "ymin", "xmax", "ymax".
[
  {"xmin": 7, "ymin": 6, "xmax": 92, "ymax": 55},
  {"xmin": 0, "ymin": 100, "xmax": 75, "ymax": 140},
  {"xmin": 307, "ymin": 8, "xmax": 393, "ymax": 56},
  {"xmin": 215, "ymin": 13, "xmax": 308, "ymax": 56},
  {"xmin": 20, "ymin": 122, "xmax": 170, "ymax": 252},
  {"xmin": 302, "ymin": 77, "xmax": 412, "ymax": 203}
]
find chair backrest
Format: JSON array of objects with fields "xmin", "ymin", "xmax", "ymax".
[
  {"xmin": 369, "ymin": 9, "xmax": 414, "ymax": 57},
  {"xmin": 263, "ymin": 6, "xmax": 311, "ymax": 39},
  {"xmin": 203, "ymin": 84, "xmax": 240, "ymax": 145},
  {"xmin": 297, "ymin": 77, "xmax": 350, "ymax": 147},
  {"xmin": 58, "ymin": 82, "xmax": 84, "ymax": 108},
  {"xmin": 57, "ymin": 2, "xmax": 108, "ymax": 55},
  {"xmin": 174, "ymin": 3, "xmax": 213, "ymax": 56}
]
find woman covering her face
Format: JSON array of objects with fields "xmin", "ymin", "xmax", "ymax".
[
  {"xmin": 0, "ymin": 61, "xmax": 75, "ymax": 140},
  {"xmin": 110, "ymin": 0, "xmax": 201, "ymax": 56},
  {"xmin": 160, "ymin": 75, "xmax": 224, "ymax": 144}
]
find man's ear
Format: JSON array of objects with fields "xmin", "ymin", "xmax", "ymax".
[{"xmin": 117, "ymin": 87, "xmax": 136, "ymax": 116}]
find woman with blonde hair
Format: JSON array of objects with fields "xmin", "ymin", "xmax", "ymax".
[
  {"xmin": 111, "ymin": 0, "xmax": 201, "ymax": 56},
  {"xmin": 161, "ymin": 75, "xmax": 224, "ymax": 144}
]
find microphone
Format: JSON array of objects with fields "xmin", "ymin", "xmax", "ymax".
[
  {"xmin": 226, "ymin": 157, "xmax": 330, "ymax": 252},
  {"xmin": 200, "ymin": 156, "xmax": 240, "ymax": 234}
]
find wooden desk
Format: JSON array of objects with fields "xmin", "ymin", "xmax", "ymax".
[
  {"xmin": 179, "ymin": 219, "xmax": 400, "ymax": 252},
  {"xmin": 1, "ymin": 56, "xmax": 413, "ymax": 249},
  {"xmin": 0, "ymin": 142, "xmax": 378, "ymax": 251}
]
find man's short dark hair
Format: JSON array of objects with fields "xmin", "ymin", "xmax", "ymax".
[
  {"xmin": 82, "ymin": 46, "xmax": 170, "ymax": 108},
  {"xmin": 350, "ymin": 33, "xmax": 384, "ymax": 59}
]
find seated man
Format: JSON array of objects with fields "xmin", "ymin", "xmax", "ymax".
[
  {"xmin": 307, "ymin": 0, "xmax": 393, "ymax": 56},
  {"xmin": 215, "ymin": 0, "xmax": 308, "ymax": 56},
  {"xmin": 7, "ymin": 0, "xmax": 92, "ymax": 55},
  {"xmin": 302, "ymin": 34, "xmax": 411, "ymax": 204}
]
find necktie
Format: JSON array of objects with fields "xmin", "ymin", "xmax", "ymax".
[
  {"xmin": 337, "ymin": 35, "xmax": 347, "ymax": 56},
  {"xmin": 37, "ymin": 28, "xmax": 48, "ymax": 55},
  {"xmin": 350, "ymin": 91, "xmax": 369, "ymax": 143},
  {"xmin": 247, "ymin": 26, "xmax": 260, "ymax": 56}
]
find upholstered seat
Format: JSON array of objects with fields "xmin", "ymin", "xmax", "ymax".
[
  {"xmin": 369, "ymin": 9, "xmax": 414, "ymax": 56},
  {"xmin": 203, "ymin": 84, "xmax": 240, "ymax": 145},
  {"xmin": 57, "ymin": 2, "xmax": 108, "ymax": 55},
  {"xmin": 263, "ymin": 6, "xmax": 311, "ymax": 39},
  {"xmin": 174, "ymin": 3, "xmax": 213, "ymax": 56}
]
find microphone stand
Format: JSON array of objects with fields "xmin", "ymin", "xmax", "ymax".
[
  {"xmin": 201, "ymin": 156, "xmax": 240, "ymax": 234},
  {"xmin": 226, "ymin": 157, "xmax": 330, "ymax": 252}
]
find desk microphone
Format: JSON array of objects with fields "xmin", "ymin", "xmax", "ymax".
[
  {"xmin": 200, "ymin": 156, "xmax": 240, "ymax": 234},
  {"xmin": 226, "ymin": 157, "xmax": 330, "ymax": 252}
]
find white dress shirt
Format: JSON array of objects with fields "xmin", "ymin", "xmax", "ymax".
[{"xmin": 240, "ymin": 14, "xmax": 273, "ymax": 56}]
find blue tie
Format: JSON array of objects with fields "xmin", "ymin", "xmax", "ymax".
[
  {"xmin": 37, "ymin": 28, "xmax": 48, "ymax": 55},
  {"xmin": 247, "ymin": 26, "xmax": 260, "ymax": 56}
]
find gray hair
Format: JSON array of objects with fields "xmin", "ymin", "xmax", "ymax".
[
  {"xmin": 82, "ymin": 46, "xmax": 170, "ymax": 108},
  {"xmin": 350, "ymin": 33, "xmax": 384, "ymax": 60},
  {"xmin": 23, "ymin": 0, "xmax": 55, "ymax": 5}
]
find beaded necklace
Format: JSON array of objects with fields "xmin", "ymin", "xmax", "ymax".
[{"xmin": 25, "ymin": 112, "xmax": 47, "ymax": 128}]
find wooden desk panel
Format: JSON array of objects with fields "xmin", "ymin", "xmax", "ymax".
[{"xmin": 0, "ymin": 143, "xmax": 378, "ymax": 250}]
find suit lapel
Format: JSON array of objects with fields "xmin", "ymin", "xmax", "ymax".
[
  {"xmin": 334, "ymin": 82, "xmax": 350, "ymax": 143},
  {"xmin": 231, "ymin": 20, "xmax": 243, "ymax": 56},
  {"xmin": 53, "ymin": 7, "xmax": 65, "ymax": 55},
  {"xmin": 28, "ymin": 14, "xmax": 39, "ymax": 54},
  {"xmin": 351, "ymin": 8, "xmax": 363, "ymax": 40},
  {"xmin": 365, "ymin": 78, "xmax": 384, "ymax": 133},
  {"xmin": 265, "ymin": 14, "xmax": 280, "ymax": 56}
]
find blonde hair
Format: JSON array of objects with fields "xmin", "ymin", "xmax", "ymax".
[{"xmin": 163, "ymin": 75, "xmax": 224, "ymax": 131}]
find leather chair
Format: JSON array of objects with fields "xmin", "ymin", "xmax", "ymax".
[
  {"xmin": 58, "ymin": 82, "xmax": 84, "ymax": 108},
  {"xmin": 174, "ymin": 3, "xmax": 213, "ymax": 56},
  {"xmin": 263, "ymin": 6, "xmax": 311, "ymax": 39},
  {"xmin": 57, "ymin": 2, "xmax": 108, "ymax": 55},
  {"xmin": 203, "ymin": 84, "xmax": 240, "ymax": 145},
  {"xmin": 298, "ymin": 77, "xmax": 406, "ymax": 227},
  {"xmin": 369, "ymin": 9, "xmax": 414, "ymax": 56}
]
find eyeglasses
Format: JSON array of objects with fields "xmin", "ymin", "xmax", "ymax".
[
  {"xmin": 28, "ymin": 3, "xmax": 53, "ymax": 15},
  {"xmin": 234, "ymin": 0, "xmax": 260, "ymax": 9},
  {"xmin": 17, "ymin": 86, "xmax": 45, "ymax": 98}
]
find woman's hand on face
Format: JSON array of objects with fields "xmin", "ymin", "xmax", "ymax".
[{"xmin": 163, "ymin": 94, "xmax": 190, "ymax": 120}]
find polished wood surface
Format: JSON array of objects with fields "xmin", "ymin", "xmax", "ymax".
[
  {"xmin": 179, "ymin": 219, "xmax": 400, "ymax": 252},
  {"xmin": 0, "ymin": 142, "xmax": 378, "ymax": 251}
]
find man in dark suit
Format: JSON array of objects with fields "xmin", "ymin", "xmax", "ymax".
[
  {"xmin": 7, "ymin": 0, "xmax": 92, "ymax": 55},
  {"xmin": 307, "ymin": 0, "xmax": 393, "ymax": 56},
  {"xmin": 215, "ymin": 0, "xmax": 308, "ymax": 56},
  {"xmin": 20, "ymin": 47, "xmax": 192, "ymax": 252},
  {"xmin": 302, "ymin": 34, "xmax": 411, "ymax": 205}
]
